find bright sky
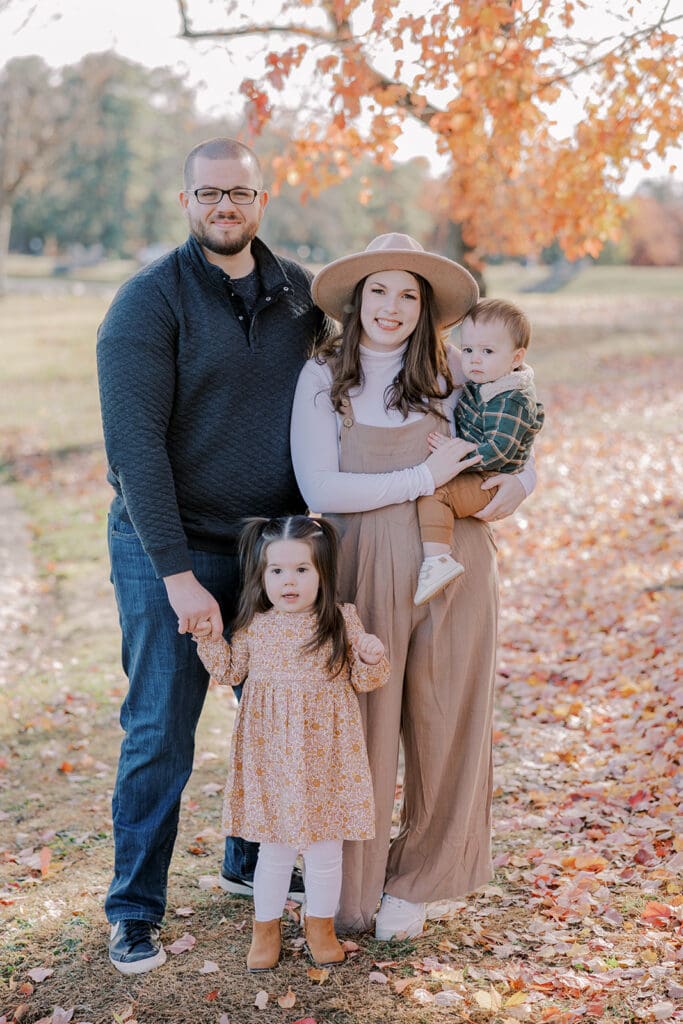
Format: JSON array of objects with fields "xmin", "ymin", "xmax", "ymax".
[{"xmin": 1, "ymin": 0, "xmax": 681, "ymax": 193}]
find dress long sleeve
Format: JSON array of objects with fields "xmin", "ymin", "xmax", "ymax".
[
  {"xmin": 342, "ymin": 604, "xmax": 390, "ymax": 694},
  {"xmin": 195, "ymin": 630, "xmax": 250, "ymax": 687}
]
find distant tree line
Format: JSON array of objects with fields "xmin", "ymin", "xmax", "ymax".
[{"xmin": 1, "ymin": 52, "xmax": 682, "ymax": 293}]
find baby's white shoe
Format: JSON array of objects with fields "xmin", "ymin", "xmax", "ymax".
[
  {"xmin": 414, "ymin": 554, "xmax": 464, "ymax": 606},
  {"xmin": 374, "ymin": 894, "xmax": 426, "ymax": 940}
]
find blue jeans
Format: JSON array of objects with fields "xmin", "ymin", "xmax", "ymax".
[{"xmin": 105, "ymin": 515, "xmax": 258, "ymax": 924}]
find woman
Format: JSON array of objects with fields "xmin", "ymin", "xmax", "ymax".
[{"xmin": 290, "ymin": 234, "xmax": 535, "ymax": 938}]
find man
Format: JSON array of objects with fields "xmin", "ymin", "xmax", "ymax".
[{"xmin": 97, "ymin": 138, "xmax": 334, "ymax": 974}]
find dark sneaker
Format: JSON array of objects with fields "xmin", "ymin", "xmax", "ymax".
[
  {"xmin": 286, "ymin": 864, "xmax": 305, "ymax": 903},
  {"xmin": 109, "ymin": 920, "xmax": 166, "ymax": 975},
  {"xmin": 219, "ymin": 865, "xmax": 305, "ymax": 903},
  {"xmin": 218, "ymin": 871, "xmax": 255, "ymax": 897}
]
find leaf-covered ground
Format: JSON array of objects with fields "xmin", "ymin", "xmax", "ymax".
[{"xmin": 0, "ymin": 288, "xmax": 681, "ymax": 1024}]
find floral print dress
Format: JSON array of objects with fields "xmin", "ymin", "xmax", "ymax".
[{"xmin": 196, "ymin": 603, "xmax": 388, "ymax": 848}]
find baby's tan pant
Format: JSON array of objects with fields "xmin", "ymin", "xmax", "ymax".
[{"xmin": 417, "ymin": 471, "xmax": 498, "ymax": 547}]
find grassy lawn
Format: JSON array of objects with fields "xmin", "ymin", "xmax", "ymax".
[
  {"xmin": 0, "ymin": 267, "xmax": 681, "ymax": 1024},
  {"xmin": 6, "ymin": 254, "xmax": 138, "ymax": 284}
]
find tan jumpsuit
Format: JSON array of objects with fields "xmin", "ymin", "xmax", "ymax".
[{"xmin": 331, "ymin": 400, "xmax": 499, "ymax": 933}]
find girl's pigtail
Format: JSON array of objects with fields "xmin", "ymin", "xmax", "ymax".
[
  {"xmin": 232, "ymin": 517, "xmax": 272, "ymax": 633},
  {"xmin": 301, "ymin": 517, "xmax": 349, "ymax": 676}
]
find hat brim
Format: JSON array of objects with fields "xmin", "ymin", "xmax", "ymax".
[{"xmin": 312, "ymin": 249, "xmax": 479, "ymax": 329}]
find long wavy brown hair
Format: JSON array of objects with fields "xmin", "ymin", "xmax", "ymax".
[
  {"xmin": 313, "ymin": 273, "xmax": 454, "ymax": 418},
  {"xmin": 232, "ymin": 515, "xmax": 349, "ymax": 676}
]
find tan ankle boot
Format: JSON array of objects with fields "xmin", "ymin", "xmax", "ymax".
[
  {"xmin": 305, "ymin": 916, "xmax": 345, "ymax": 966},
  {"xmin": 247, "ymin": 917, "xmax": 281, "ymax": 972}
]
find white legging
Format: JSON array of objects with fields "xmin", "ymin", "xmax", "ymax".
[{"xmin": 253, "ymin": 840, "xmax": 343, "ymax": 922}]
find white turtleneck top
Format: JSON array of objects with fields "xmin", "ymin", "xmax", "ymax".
[{"xmin": 290, "ymin": 342, "xmax": 536, "ymax": 514}]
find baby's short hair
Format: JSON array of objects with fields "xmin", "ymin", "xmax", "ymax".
[{"xmin": 466, "ymin": 298, "xmax": 531, "ymax": 350}]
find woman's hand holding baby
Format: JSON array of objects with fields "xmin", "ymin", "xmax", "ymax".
[
  {"xmin": 425, "ymin": 435, "xmax": 481, "ymax": 487},
  {"xmin": 355, "ymin": 633, "xmax": 385, "ymax": 665}
]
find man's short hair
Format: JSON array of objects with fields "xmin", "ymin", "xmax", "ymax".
[
  {"xmin": 466, "ymin": 298, "xmax": 531, "ymax": 350},
  {"xmin": 183, "ymin": 138, "xmax": 264, "ymax": 189}
]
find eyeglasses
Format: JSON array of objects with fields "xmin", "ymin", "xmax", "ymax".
[{"xmin": 189, "ymin": 187, "xmax": 264, "ymax": 206}]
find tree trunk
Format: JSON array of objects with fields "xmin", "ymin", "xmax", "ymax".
[
  {"xmin": 443, "ymin": 221, "xmax": 486, "ymax": 296},
  {"xmin": 0, "ymin": 198, "xmax": 12, "ymax": 298},
  {"xmin": 429, "ymin": 220, "xmax": 486, "ymax": 296}
]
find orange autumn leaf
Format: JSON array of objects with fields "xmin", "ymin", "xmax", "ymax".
[
  {"xmin": 562, "ymin": 852, "xmax": 608, "ymax": 872},
  {"xmin": 306, "ymin": 967, "xmax": 329, "ymax": 983},
  {"xmin": 276, "ymin": 986, "xmax": 296, "ymax": 1009},
  {"xmin": 39, "ymin": 847, "xmax": 52, "ymax": 877},
  {"xmin": 640, "ymin": 901, "xmax": 672, "ymax": 926}
]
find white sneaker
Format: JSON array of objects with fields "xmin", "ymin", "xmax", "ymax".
[
  {"xmin": 374, "ymin": 894, "xmax": 426, "ymax": 940},
  {"xmin": 414, "ymin": 554, "xmax": 465, "ymax": 606}
]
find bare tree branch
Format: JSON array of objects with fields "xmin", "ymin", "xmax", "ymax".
[
  {"xmin": 175, "ymin": 0, "xmax": 441, "ymax": 124},
  {"xmin": 541, "ymin": 11, "xmax": 683, "ymax": 89},
  {"xmin": 177, "ymin": 0, "xmax": 335, "ymax": 46}
]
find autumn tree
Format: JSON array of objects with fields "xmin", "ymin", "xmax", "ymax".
[
  {"xmin": 0, "ymin": 56, "xmax": 70, "ymax": 294},
  {"xmin": 9, "ymin": 54, "xmax": 206, "ymax": 260},
  {"xmin": 624, "ymin": 180, "xmax": 683, "ymax": 266},
  {"xmin": 177, "ymin": 0, "xmax": 683, "ymax": 268}
]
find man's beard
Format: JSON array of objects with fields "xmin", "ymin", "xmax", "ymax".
[{"xmin": 190, "ymin": 216, "xmax": 259, "ymax": 257}]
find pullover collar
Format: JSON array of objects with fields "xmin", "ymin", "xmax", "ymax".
[{"xmin": 181, "ymin": 234, "xmax": 292, "ymax": 301}]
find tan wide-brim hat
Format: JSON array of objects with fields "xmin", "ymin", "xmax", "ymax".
[{"xmin": 312, "ymin": 232, "xmax": 479, "ymax": 328}]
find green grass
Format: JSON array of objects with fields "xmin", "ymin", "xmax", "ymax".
[
  {"xmin": 6, "ymin": 253, "xmax": 137, "ymax": 283},
  {"xmin": 485, "ymin": 261, "xmax": 683, "ymax": 298},
  {"xmin": 0, "ymin": 293, "xmax": 109, "ymax": 460},
  {"xmin": 0, "ymin": 292, "xmax": 120, "ymax": 732}
]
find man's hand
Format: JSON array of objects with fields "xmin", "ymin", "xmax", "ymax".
[
  {"xmin": 425, "ymin": 437, "xmax": 481, "ymax": 487},
  {"xmin": 163, "ymin": 571, "xmax": 223, "ymax": 640},
  {"xmin": 474, "ymin": 474, "xmax": 525, "ymax": 522}
]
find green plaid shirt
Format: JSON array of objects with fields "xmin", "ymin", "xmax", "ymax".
[{"xmin": 455, "ymin": 366, "xmax": 545, "ymax": 472}]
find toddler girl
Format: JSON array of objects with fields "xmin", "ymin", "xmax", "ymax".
[{"xmin": 193, "ymin": 515, "xmax": 388, "ymax": 972}]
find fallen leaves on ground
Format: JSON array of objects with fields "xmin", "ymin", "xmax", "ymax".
[
  {"xmin": 166, "ymin": 932, "xmax": 196, "ymax": 955},
  {"xmin": 276, "ymin": 986, "xmax": 297, "ymax": 1008},
  {"xmin": 198, "ymin": 959, "xmax": 219, "ymax": 973},
  {"xmin": 305, "ymin": 967, "xmax": 329, "ymax": 984},
  {"xmin": 26, "ymin": 968, "xmax": 53, "ymax": 984},
  {"xmin": 0, "ymin": 312, "xmax": 681, "ymax": 1023},
  {"xmin": 253, "ymin": 990, "xmax": 269, "ymax": 1010}
]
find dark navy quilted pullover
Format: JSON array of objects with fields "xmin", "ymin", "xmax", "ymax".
[{"xmin": 97, "ymin": 235, "xmax": 332, "ymax": 578}]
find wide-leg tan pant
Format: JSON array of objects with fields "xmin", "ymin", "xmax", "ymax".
[
  {"xmin": 330, "ymin": 405, "xmax": 498, "ymax": 933},
  {"xmin": 417, "ymin": 471, "xmax": 499, "ymax": 547}
]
